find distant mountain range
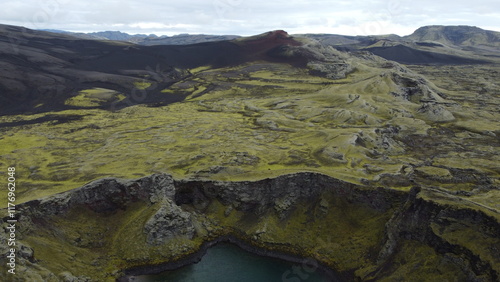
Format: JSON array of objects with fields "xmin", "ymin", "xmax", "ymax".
[
  {"xmin": 299, "ymin": 25, "xmax": 500, "ymax": 48},
  {"xmin": 40, "ymin": 25, "xmax": 500, "ymax": 65},
  {"xmin": 40, "ymin": 29, "xmax": 240, "ymax": 45},
  {"xmin": 300, "ymin": 25, "xmax": 500, "ymax": 64},
  {"xmin": 42, "ymin": 25, "xmax": 500, "ymax": 49}
]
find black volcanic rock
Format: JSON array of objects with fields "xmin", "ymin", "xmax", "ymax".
[{"xmin": 366, "ymin": 44, "xmax": 489, "ymax": 65}]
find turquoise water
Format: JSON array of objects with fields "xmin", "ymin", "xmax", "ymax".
[{"xmin": 133, "ymin": 243, "xmax": 336, "ymax": 282}]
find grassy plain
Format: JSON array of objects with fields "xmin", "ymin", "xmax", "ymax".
[{"xmin": 1, "ymin": 62, "xmax": 499, "ymax": 212}]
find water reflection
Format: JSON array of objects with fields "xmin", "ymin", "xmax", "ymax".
[{"xmin": 131, "ymin": 243, "xmax": 336, "ymax": 282}]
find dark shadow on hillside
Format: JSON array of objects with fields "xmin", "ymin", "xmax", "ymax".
[{"xmin": 367, "ymin": 45, "xmax": 490, "ymax": 65}]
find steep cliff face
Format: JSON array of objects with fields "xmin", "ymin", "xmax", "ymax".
[
  {"xmin": 377, "ymin": 187, "xmax": 500, "ymax": 281},
  {"xmin": 1, "ymin": 173, "xmax": 498, "ymax": 281}
]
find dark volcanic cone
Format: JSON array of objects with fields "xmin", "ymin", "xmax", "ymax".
[
  {"xmin": 237, "ymin": 30, "xmax": 311, "ymax": 66},
  {"xmin": 238, "ymin": 30, "xmax": 302, "ymax": 51}
]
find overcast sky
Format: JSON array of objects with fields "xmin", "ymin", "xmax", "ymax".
[{"xmin": 2, "ymin": 0, "xmax": 500, "ymax": 36}]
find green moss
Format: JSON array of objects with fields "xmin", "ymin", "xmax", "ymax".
[
  {"xmin": 374, "ymin": 240, "xmax": 469, "ymax": 281},
  {"xmin": 133, "ymin": 81, "xmax": 152, "ymax": 90},
  {"xmin": 65, "ymin": 88, "xmax": 125, "ymax": 107},
  {"xmin": 22, "ymin": 201, "xmax": 205, "ymax": 280},
  {"xmin": 415, "ymin": 166, "xmax": 452, "ymax": 178},
  {"xmin": 431, "ymin": 220, "xmax": 500, "ymax": 274},
  {"xmin": 0, "ymin": 62, "xmax": 498, "ymax": 219},
  {"xmin": 190, "ymin": 65, "xmax": 211, "ymax": 74}
]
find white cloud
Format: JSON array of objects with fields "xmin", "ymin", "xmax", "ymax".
[{"xmin": 1, "ymin": 0, "xmax": 499, "ymax": 36}]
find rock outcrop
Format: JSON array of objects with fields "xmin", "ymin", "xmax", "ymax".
[{"xmin": 144, "ymin": 199, "xmax": 195, "ymax": 245}]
